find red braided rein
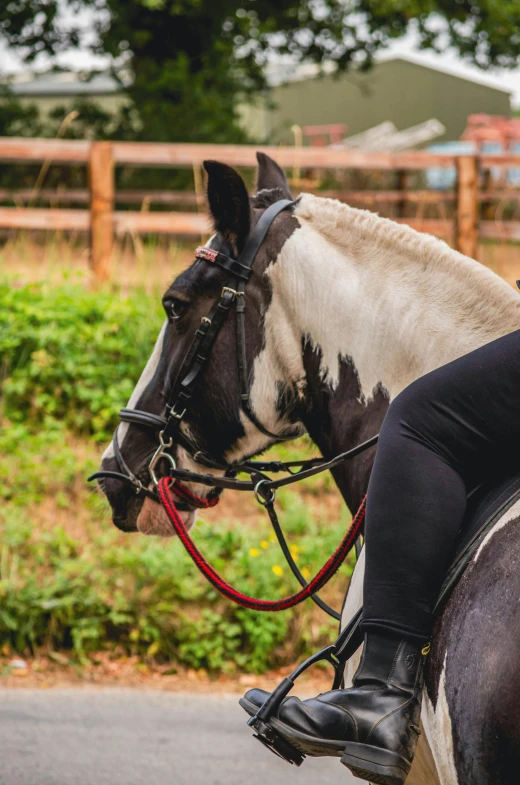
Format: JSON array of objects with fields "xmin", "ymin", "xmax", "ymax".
[
  {"xmin": 169, "ymin": 478, "xmax": 220, "ymax": 509},
  {"xmin": 157, "ymin": 476, "xmax": 366, "ymax": 612}
]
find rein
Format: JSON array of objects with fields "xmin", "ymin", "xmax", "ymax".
[
  {"xmin": 159, "ymin": 477, "xmax": 367, "ymax": 613},
  {"xmin": 89, "ymin": 197, "xmax": 380, "ymax": 621}
]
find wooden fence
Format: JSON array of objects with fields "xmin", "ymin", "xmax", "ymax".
[{"xmin": 0, "ymin": 137, "xmax": 519, "ymax": 281}]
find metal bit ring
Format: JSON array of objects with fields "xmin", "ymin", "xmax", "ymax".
[{"xmin": 254, "ymin": 479, "xmax": 276, "ymax": 506}]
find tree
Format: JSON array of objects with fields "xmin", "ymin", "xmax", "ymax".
[
  {"xmin": 2, "ymin": 0, "xmax": 520, "ymax": 144},
  {"xmin": 0, "ymin": 87, "xmax": 44, "ymax": 138}
]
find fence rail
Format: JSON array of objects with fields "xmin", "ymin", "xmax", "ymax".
[
  {"xmin": 2, "ymin": 188, "xmax": 519, "ymax": 207},
  {"xmin": 0, "ymin": 137, "xmax": 519, "ymax": 281}
]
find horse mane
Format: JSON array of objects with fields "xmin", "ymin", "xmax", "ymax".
[
  {"xmin": 251, "ymin": 188, "xmax": 288, "ymax": 209},
  {"xmin": 296, "ymin": 192, "xmax": 468, "ymax": 269},
  {"xmin": 294, "ymin": 192, "xmax": 519, "ymax": 323}
]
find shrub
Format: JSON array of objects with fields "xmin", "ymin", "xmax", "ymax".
[
  {"xmin": 0, "ymin": 487, "xmax": 352, "ymax": 672},
  {"xmin": 0, "ymin": 281, "xmax": 164, "ymax": 440},
  {"xmin": 0, "ymin": 281, "xmax": 354, "ymax": 673}
]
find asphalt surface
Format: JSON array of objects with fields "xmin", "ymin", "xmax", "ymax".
[{"xmin": 0, "ymin": 689, "xmax": 353, "ymax": 785}]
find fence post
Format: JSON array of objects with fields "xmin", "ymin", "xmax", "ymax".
[
  {"xmin": 456, "ymin": 155, "xmax": 478, "ymax": 258},
  {"xmin": 397, "ymin": 169, "xmax": 409, "ymax": 218},
  {"xmin": 89, "ymin": 141, "xmax": 114, "ymax": 282}
]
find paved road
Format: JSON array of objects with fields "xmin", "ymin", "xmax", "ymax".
[{"xmin": 0, "ymin": 689, "xmax": 351, "ymax": 785}]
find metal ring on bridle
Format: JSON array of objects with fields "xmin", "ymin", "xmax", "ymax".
[
  {"xmin": 149, "ymin": 430, "xmax": 177, "ymax": 486},
  {"xmin": 254, "ymin": 479, "xmax": 276, "ymax": 506}
]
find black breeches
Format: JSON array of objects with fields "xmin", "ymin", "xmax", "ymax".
[{"xmin": 361, "ymin": 329, "xmax": 520, "ymax": 642}]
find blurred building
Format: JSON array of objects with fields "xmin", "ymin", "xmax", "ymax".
[
  {"xmin": 2, "ymin": 57, "xmax": 513, "ymax": 146},
  {"xmin": 240, "ymin": 56, "xmax": 512, "ymax": 144},
  {"xmin": 0, "ymin": 69, "xmax": 128, "ymax": 119}
]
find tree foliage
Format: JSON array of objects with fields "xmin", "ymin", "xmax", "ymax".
[{"xmin": 1, "ymin": 1, "xmax": 520, "ymax": 143}]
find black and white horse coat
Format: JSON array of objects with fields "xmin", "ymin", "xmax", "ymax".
[{"xmin": 98, "ymin": 155, "xmax": 520, "ymax": 785}]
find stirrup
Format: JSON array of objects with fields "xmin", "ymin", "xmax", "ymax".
[{"xmin": 246, "ymin": 608, "xmax": 364, "ymax": 765}]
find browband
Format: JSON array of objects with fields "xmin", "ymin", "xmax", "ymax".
[{"xmin": 195, "ymin": 246, "xmax": 252, "ymax": 281}]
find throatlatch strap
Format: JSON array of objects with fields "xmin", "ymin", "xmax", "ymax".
[{"xmin": 158, "ymin": 476, "xmax": 366, "ymax": 612}]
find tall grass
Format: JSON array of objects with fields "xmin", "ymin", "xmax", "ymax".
[{"xmin": 0, "ymin": 231, "xmax": 195, "ymax": 290}]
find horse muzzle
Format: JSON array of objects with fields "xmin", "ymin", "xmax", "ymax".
[
  {"xmin": 136, "ymin": 495, "xmax": 196, "ymax": 537},
  {"xmin": 97, "ymin": 455, "xmax": 199, "ymax": 537}
]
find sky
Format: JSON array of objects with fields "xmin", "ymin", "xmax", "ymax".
[{"xmin": 1, "ymin": 20, "xmax": 519, "ymax": 107}]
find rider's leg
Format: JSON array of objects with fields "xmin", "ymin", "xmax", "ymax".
[
  {"xmin": 242, "ymin": 329, "xmax": 520, "ymax": 784},
  {"xmin": 363, "ymin": 327, "xmax": 520, "ymax": 640}
]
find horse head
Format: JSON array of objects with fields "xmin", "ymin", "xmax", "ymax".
[{"xmin": 97, "ymin": 153, "xmax": 304, "ymax": 535}]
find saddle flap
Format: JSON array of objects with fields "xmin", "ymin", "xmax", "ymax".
[{"xmin": 436, "ymin": 467, "xmax": 520, "ymax": 611}]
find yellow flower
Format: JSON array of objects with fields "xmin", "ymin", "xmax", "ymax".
[
  {"xmin": 260, "ymin": 540, "xmax": 269, "ymax": 550},
  {"xmin": 290, "ymin": 544, "xmax": 299, "ymax": 553},
  {"xmin": 272, "ymin": 564, "xmax": 284, "ymax": 577},
  {"xmin": 301, "ymin": 567, "xmax": 311, "ymax": 580},
  {"xmin": 269, "ymin": 534, "xmax": 276, "ymax": 543},
  {"xmin": 249, "ymin": 548, "xmax": 260, "ymax": 557}
]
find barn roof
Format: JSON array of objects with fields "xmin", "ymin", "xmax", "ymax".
[
  {"xmin": 2, "ymin": 70, "xmax": 120, "ymax": 97},
  {"xmin": 266, "ymin": 54, "xmax": 513, "ymax": 96}
]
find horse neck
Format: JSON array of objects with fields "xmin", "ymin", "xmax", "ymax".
[{"xmin": 269, "ymin": 194, "xmax": 520, "ymax": 511}]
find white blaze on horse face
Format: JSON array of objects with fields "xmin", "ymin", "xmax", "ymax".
[
  {"xmin": 101, "ymin": 320, "xmax": 167, "ymax": 464},
  {"xmin": 124, "ymin": 319, "xmax": 168, "ymax": 420},
  {"xmin": 118, "ymin": 236, "xmax": 223, "ymax": 533}
]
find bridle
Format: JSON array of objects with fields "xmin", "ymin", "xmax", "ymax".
[
  {"xmin": 92, "ymin": 200, "xmax": 299, "ymax": 499},
  {"xmin": 89, "ymin": 198, "xmax": 379, "ymax": 621}
]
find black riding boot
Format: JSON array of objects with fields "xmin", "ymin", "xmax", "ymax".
[{"xmin": 240, "ymin": 632, "xmax": 426, "ymax": 785}]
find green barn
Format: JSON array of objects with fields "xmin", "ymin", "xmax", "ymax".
[{"xmin": 241, "ymin": 56, "xmax": 512, "ymax": 144}]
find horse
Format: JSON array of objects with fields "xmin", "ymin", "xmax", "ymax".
[{"xmin": 96, "ymin": 152, "xmax": 520, "ymax": 785}]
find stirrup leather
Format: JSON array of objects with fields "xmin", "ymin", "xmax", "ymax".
[{"xmin": 246, "ymin": 608, "xmax": 364, "ymax": 765}]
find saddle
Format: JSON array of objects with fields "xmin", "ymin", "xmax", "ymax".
[{"xmin": 435, "ymin": 465, "xmax": 520, "ymax": 611}]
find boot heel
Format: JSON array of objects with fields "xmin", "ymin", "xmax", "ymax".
[{"xmin": 341, "ymin": 742, "xmax": 411, "ymax": 785}]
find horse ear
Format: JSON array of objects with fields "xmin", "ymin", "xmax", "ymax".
[
  {"xmin": 203, "ymin": 160, "xmax": 250, "ymax": 247},
  {"xmin": 256, "ymin": 152, "xmax": 292, "ymax": 199}
]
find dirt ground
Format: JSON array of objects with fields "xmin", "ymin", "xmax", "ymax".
[{"xmin": 0, "ymin": 652, "xmax": 334, "ymax": 695}]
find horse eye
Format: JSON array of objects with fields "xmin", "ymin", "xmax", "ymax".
[{"xmin": 164, "ymin": 298, "xmax": 188, "ymax": 322}]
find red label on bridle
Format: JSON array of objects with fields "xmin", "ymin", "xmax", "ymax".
[{"xmin": 195, "ymin": 246, "xmax": 218, "ymax": 263}]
